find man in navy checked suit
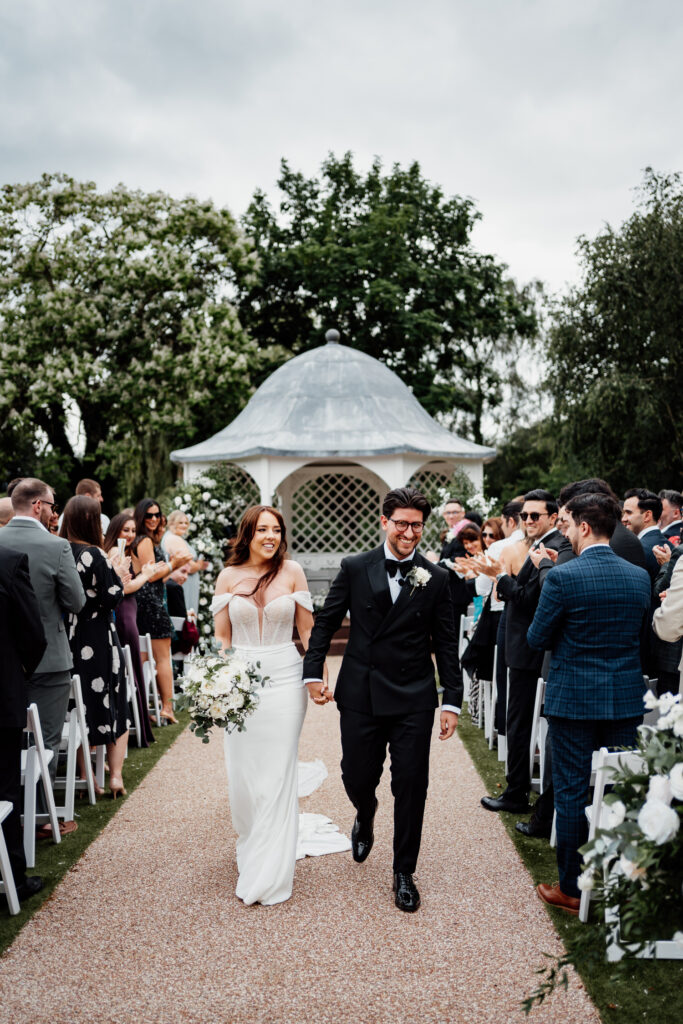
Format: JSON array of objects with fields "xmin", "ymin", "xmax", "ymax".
[{"xmin": 527, "ymin": 492, "xmax": 651, "ymax": 914}]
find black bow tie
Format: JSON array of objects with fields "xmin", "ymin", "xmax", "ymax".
[{"xmin": 385, "ymin": 559, "xmax": 411, "ymax": 579}]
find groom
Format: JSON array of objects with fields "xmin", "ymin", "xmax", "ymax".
[{"xmin": 303, "ymin": 487, "xmax": 462, "ymax": 912}]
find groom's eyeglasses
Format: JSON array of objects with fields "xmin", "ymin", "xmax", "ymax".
[
  {"xmin": 388, "ymin": 519, "xmax": 424, "ymax": 534},
  {"xmin": 519, "ymin": 511, "xmax": 548, "ymax": 522}
]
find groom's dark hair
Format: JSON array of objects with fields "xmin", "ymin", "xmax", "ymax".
[{"xmin": 382, "ymin": 487, "xmax": 431, "ymax": 522}]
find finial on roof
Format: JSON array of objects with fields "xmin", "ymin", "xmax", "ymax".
[{"xmin": 325, "ymin": 328, "xmax": 340, "ymax": 344}]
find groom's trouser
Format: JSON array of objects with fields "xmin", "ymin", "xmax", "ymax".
[{"xmin": 339, "ymin": 706, "xmax": 433, "ymax": 873}]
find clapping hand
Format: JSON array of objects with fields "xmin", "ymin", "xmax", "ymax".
[
  {"xmin": 110, "ymin": 552, "xmax": 131, "ymax": 579},
  {"xmin": 653, "ymin": 544, "xmax": 672, "ymax": 566},
  {"xmin": 473, "ymin": 553, "xmax": 501, "ymax": 578},
  {"xmin": 529, "ymin": 543, "xmax": 557, "ymax": 569}
]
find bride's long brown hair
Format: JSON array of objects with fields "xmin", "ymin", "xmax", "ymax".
[{"xmin": 225, "ymin": 505, "xmax": 288, "ymax": 597}]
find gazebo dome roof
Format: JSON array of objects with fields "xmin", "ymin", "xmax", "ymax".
[{"xmin": 171, "ymin": 333, "xmax": 496, "ymax": 463}]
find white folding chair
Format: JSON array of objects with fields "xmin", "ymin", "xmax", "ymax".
[
  {"xmin": 170, "ymin": 615, "xmax": 189, "ymax": 678},
  {"xmin": 139, "ymin": 632, "xmax": 162, "ymax": 726},
  {"xmin": 529, "ymin": 678, "xmax": 547, "ymax": 793},
  {"xmin": 481, "ymin": 646, "xmax": 499, "ymax": 749},
  {"xmin": 458, "ymin": 615, "xmax": 474, "ymax": 707},
  {"xmin": 0, "ymin": 802, "xmax": 20, "ymax": 915},
  {"xmin": 579, "ymin": 746, "xmax": 647, "ymax": 923},
  {"xmin": 123, "ymin": 645, "xmax": 143, "ymax": 747},
  {"xmin": 21, "ymin": 703, "xmax": 61, "ymax": 869},
  {"xmin": 53, "ymin": 675, "xmax": 96, "ymax": 820}
]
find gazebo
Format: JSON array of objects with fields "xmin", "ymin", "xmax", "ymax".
[{"xmin": 171, "ymin": 331, "xmax": 495, "ymax": 591}]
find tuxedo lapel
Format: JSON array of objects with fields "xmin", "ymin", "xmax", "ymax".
[
  {"xmin": 366, "ymin": 547, "xmax": 392, "ymax": 618},
  {"xmin": 374, "ymin": 551, "xmax": 427, "ymax": 635}
]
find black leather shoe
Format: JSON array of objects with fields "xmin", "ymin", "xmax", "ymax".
[
  {"xmin": 515, "ymin": 818, "xmax": 552, "ymax": 839},
  {"xmin": 481, "ymin": 795, "xmax": 532, "ymax": 814},
  {"xmin": 393, "ymin": 873, "xmax": 420, "ymax": 912},
  {"xmin": 351, "ymin": 800, "xmax": 378, "ymax": 863},
  {"xmin": 16, "ymin": 876, "xmax": 43, "ymax": 901}
]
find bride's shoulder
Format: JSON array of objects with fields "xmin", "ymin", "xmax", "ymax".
[
  {"xmin": 215, "ymin": 565, "xmax": 241, "ymax": 594},
  {"xmin": 282, "ymin": 558, "xmax": 308, "ymax": 588}
]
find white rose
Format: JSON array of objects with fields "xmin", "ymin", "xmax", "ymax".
[
  {"xmin": 184, "ymin": 493, "xmax": 191, "ymax": 501},
  {"xmin": 604, "ymin": 800, "xmax": 627, "ymax": 829},
  {"xmin": 647, "ymin": 774, "xmax": 673, "ymax": 806},
  {"xmin": 202, "ymin": 491, "xmax": 211, "ymax": 501},
  {"xmin": 658, "ymin": 692, "xmax": 679, "ymax": 714},
  {"xmin": 637, "ymin": 798, "xmax": 681, "ymax": 845},
  {"xmin": 174, "ymin": 496, "xmax": 182, "ymax": 507},
  {"xmin": 670, "ymin": 762, "xmax": 683, "ymax": 800},
  {"xmin": 643, "ymin": 689, "xmax": 659, "ymax": 710},
  {"xmin": 619, "ymin": 854, "xmax": 647, "ymax": 882},
  {"xmin": 209, "ymin": 702, "xmax": 224, "ymax": 719},
  {"xmin": 577, "ymin": 870, "xmax": 594, "ymax": 891}
]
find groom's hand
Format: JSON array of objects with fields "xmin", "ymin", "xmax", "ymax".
[
  {"xmin": 306, "ymin": 680, "xmax": 329, "ymax": 705},
  {"xmin": 439, "ymin": 710, "xmax": 458, "ymax": 740}
]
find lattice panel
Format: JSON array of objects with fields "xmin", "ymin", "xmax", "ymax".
[
  {"xmin": 222, "ymin": 465, "xmax": 262, "ymax": 510},
  {"xmin": 291, "ymin": 473, "xmax": 381, "ymax": 553},
  {"xmin": 408, "ymin": 468, "xmax": 457, "ymax": 552}
]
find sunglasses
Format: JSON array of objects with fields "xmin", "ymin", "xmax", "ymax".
[
  {"xmin": 481, "ymin": 531, "xmax": 495, "ymax": 538},
  {"xmin": 144, "ymin": 511, "xmax": 161, "ymax": 520},
  {"xmin": 519, "ymin": 511, "xmax": 548, "ymax": 522}
]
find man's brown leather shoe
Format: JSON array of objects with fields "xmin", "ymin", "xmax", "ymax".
[{"xmin": 536, "ymin": 882, "xmax": 580, "ymax": 915}]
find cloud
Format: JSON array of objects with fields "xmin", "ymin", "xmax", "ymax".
[{"xmin": 1, "ymin": 0, "xmax": 682, "ymax": 291}]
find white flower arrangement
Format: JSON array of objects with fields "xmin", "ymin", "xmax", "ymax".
[
  {"xmin": 577, "ymin": 690, "xmax": 682, "ymax": 947},
  {"xmin": 176, "ymin": 646, "xmax": 269, "ymax": 741},
  {"xmin": 406, "ymin": 565, "xmax": 431, "ymax": 596}
]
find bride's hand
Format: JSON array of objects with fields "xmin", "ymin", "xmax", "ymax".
[{"xmin": 306, "ymin": 680, "xmax": 329, "ymax": 705}]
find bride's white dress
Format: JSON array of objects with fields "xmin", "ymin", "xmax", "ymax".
[{"xmin": 210, "ymin": 590, "xmax": 350, "ymax": 906}]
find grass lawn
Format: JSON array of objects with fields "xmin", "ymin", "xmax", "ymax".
[
  {"xmin": 457, "ymin": 710, "xmax": 683, "ymax": 1024},
  {"xmin": 0, "ymin": 712, "xmax": 188, "ymax": 956}
]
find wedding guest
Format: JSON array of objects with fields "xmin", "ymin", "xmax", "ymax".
[
  {"xmin": 0, "ymin": 478, "xmax": 84, "ymax": 838},
  {"xmin": 131, "ymin": 498, "xmax": 189, "ymax": 724},
  {"xmin": 622, "ymin": 489, "xmax": 667, "ymax": 578},
  {"xmin": 161, "ymin": 510, "xmax": 209, "ymax": 616},
  {"xmin": 0, "ymin": 548, "xmax": 47, "ymax": 901},
  {"xmin": 103, "ymin": 512, "xmax": 161, "ymax": 746},
  {"xmin": 528, "ymin": 493, "xmax": 650, "ymax": 913},
  {"xmin": 653, "ymin": 555, "xmax": 683, "ymax": 676},
  {"xmin": 426, "ymin": 498, "xmax": 467, "ymax": 562},
  {"xmin": 0, "ymin": 497, "xmax": 13, "ymax": 527},
  {"xmin": 658, "ymin": 489, "xmax": 683, "ymax": 544},
  {"xmin": 464, "ymin": 509, "xmax": 483, "ymax": 528},
  {"xmin": 481, "ymin": 518, "xmax": 504, "ymax": 548},
  {"xmin": 166, "ymin": 563, "xmax": 200, "ymax": 660},
  {"xmin": 61, "ymin": 497, "xmax": 131, "ymax": 797},
  {"xmin": 479, "ymin": 490, "xmax": 571, "ymax": 815},
  {"xmin": 75, "ymin": 478, "xmax": 110, "ymax": 531}
]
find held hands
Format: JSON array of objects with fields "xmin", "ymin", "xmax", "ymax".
[
  {"xmin": 439, "ymin": 710, "xmax": 458, "ymax": 740},
  {"xmin": 306, "ymin": 680, "xmax": 334, "ymax": 705}
]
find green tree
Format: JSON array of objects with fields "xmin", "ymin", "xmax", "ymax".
[
  {"xmin": 546, "ymin": 168, "xmax": 683, "ymax": 493},
  {"xmin": 237, "ymin": 153, "xmax": 538, "ymax": 443},
  {"xmin": 0, "ymin": 174, "xmax": 283, "ymax": 502}
]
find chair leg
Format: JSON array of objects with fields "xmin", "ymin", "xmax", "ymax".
[
  {"xmin": 0, "ymin": 815, "xmax": 20, "ymax": 915},
  {"xmin": 23, "ymin": 749, "xmax": 38, "ymax": 869}
]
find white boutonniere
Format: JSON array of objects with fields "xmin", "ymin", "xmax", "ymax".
[
  {"xmin": 406, "ymin": 565, "xmax": 431, "ymax": 596},
  {"xmin": 445, "ymin": 527, "xmax": 457, "ymax": 542}
]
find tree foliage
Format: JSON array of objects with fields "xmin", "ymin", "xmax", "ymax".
[
  {"xmin": 546, "ymin": 168, "xmax": 683, "ymax": 493},
  {"xmin": 236, "ymin": 153, "xmax": 538, "ymax": 443},
  {"xmin": 0, "ymin": 174, "xmax": 282, "ymax": 502}
]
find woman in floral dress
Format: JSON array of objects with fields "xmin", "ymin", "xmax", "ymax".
[{"xmin": 60, "ymin": 496, "xmax": 131, "ymax": 797}]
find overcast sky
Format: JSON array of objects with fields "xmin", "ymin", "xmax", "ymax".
[{"xmin": 2, "ymin": 0, "xmax": 681, "ymax": 294}]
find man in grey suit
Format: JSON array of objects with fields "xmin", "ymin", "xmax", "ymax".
[{"xmin": 0, "ymin": 478, "xmax": 85, "ymax": 832}]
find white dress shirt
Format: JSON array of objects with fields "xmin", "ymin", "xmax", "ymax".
[{"xmin": 10, "ymin": 515, "xmax": 48, "ymax": 533}]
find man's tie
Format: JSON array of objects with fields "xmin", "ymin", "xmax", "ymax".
[{"xmin": 385, "ymin": 559, "xmax": 411, "ymax": 579}]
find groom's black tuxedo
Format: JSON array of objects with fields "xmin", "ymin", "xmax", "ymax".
[{"xmin": 303, "ymin": 544, "xmax": 462, "ymax": 873}]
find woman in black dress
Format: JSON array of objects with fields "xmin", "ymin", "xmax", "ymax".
[
  {"xmin": 60, "ymin": 496, "xmax": 131, "ymax": 797},
  {"xmin": 103, "ymin": 512, "xmax": 164, "ymax": 746},
  {"xmin": 131, "ymin": 498, "xmax": 189, "ymax": 724}
]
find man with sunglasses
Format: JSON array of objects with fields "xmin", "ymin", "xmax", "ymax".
[
  {"xmin": 0, "ymin": 478, "xmax": 85, "ymax": 836},
  {"xmin": 479, "ymin": 489, "xmax": 571, "ymax": 814},
  {"xmin": 304, "ymin": 487, "xmax": 462, "ymax": 912}
]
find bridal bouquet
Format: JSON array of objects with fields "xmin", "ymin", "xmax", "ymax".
[{"xmin": 177, "ymin": 647, "xmax": 269, "ymax": 742}]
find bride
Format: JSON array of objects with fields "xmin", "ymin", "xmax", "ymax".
[{"xmin": 212, "ymin": 505, "xmax": 345, "ymax": 906}]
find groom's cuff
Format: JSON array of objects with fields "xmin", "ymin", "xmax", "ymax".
[
  {"xmin": 441, "ymin": 704, "xmax": 461, "ymax": 715},
  {"xmin": 303, "ymin": 677, "xmax": 323, "ymax": 686}
]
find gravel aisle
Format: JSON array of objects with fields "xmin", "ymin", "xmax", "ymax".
[{"xmin": 0, "ymin": 659, "xmax": 598, "ymax": 1024}]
